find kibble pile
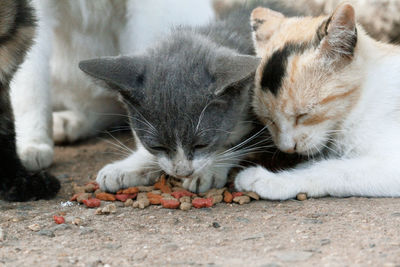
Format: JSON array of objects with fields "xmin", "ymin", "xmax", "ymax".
[{"xmin": 69, "ymin": 174, "xmax": 264, "ymax": 211}]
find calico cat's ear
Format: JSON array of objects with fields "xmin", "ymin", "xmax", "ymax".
[
  {"xmin": 213, "ymin": 54, "xmax": 261, "ymax": 96},
  {"xmin": 317, "ymin": 3, "xmax": 357, "ymax": 59},
  {"xmin": 79, "ymin": 56, "xmax": 146, "ymax": 101},
  {"xmin": 250, "ymin": 7, "xmax": 285, "ymax": 58}
]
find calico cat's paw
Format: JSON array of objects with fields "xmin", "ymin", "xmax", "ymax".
[
  {"xmin": 18, "ymin": 142, "xmax": 53, "ymax": 171},
  {"xmin": 97, "ymin": 161, "xmax": 161, "ymax": 193},
  {"xmin": 235, "ymin": 166, "xmax": 299, "ymax": 200}
]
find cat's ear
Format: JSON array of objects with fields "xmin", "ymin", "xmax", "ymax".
[
  {"xmin": 213, "ymin": 54, "xmax": 261, "ymax": 96},
  {"xmin": 250, "ymin": 7, "xmax": 285, "ymax": 58},
  {"xmin": 317, "ymin": 3, "xmax": 357, "ymax": 60},
  {"xmin": 79, "ymin": 56, "xmax": 146, "ymax": 101}
]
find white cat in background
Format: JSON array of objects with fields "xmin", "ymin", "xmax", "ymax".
[{"xmin": 11, "ymin": 0, "xmax": 215, "ymax": 171}]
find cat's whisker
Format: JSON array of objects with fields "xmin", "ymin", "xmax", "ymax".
[
  {"xmin": 103, "ymin": 132, "xmax": 134, "ymax": 154},
  {"xmin": 100, "ymin": 138, "xmax": 132, "ymax": 154},
  {"xmin": 218, "ymin": 126, "xmax": 269, "ymax": 157},
  {"xmin": 125, "ymin": 101, "xmax": 158, "ymax": 133}
]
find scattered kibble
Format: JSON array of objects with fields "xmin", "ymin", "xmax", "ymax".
[
  {"xmin": 82, "ymin": 198, "xmax": 101, "ymax": 208},
  {"xmin": 53, "ymin": 215, "xmax": 65, "ymax": 224}
]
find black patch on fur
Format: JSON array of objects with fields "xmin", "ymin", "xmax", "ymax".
[{"xmin": 261, "ymin": 42, "xmax": 310, "ymax": 96}]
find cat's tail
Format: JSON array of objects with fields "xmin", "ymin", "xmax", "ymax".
[{"xmin": 2, "ymin": 169, "xmax": 61, "ymax": 202}]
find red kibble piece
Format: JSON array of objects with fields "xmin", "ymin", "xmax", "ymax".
[
  {"xmin": 160, "ymin": 199, "xmax": 180, "ymax": 209},
  {"xmin": 82, "ymin": 198, "xmax": 101, "ymax": 208},
  {"xmin": 53, "ymin": 215, "xmax": 65, "ymax": 224},
  {"xmin": 121, "ymin": 187, "xmax": 139, "ymax": 194},
  {"xmin": 115, "ymin": 193, "xmax": 137, "ymax": 202},
  {"xmin": 192, "ymin": 198, "xmax": 213, "ymax": 208},
  {"xmin": 171, "ymin": 190, "xmax": 195, "ymax": 199},
  {"xmin": 232, "ymin": 192, "xmax": 243, "ymax": 198}
]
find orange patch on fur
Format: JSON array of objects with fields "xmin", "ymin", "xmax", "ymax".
[{"xmin": 320, "ymin": 85, "xmax": 360, "ymax": 105}]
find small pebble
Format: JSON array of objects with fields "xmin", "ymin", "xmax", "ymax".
[
  {"xmin": 72, "ymin": 217, "xmax": 83, "ymax": 226},
  {"xmin": 212, "ymin": 222, "xmax": 221, "ymax": 228},
  {"xmin": 28, "ymin": 224, "xmax": 41, "ymax": 232},
  {"xmin": 296, "ymin": 193, "xmax": 308, "ymax": 201}
]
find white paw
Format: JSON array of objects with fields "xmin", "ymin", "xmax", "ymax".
[
  {"xmin": 53, "ymin": 111, "xmax": 85, "ymax": 144},
  {"xmin": 182, "ymin": 170, "xmax": 227, "ymax": 193},
  {"xmin": 235, "ymin": 166, "xmax": 299, "ymax": 200},
  {"xmin": 18, "ymin": 142, "xmax": 54, "ymax": 171},
  {"xmin": 96, "ymin": 162, "xmax": 161, "ymax": 193}
]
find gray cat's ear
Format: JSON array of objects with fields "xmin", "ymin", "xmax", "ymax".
[
  {"xmin": 213, "ymin": 55, "xmax": 261, "ymax": 96},
  {"xmin": 79, "ymin": 56, "xmax": 146, "ymax": 99}
]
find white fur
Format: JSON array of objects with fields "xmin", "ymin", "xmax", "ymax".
[
  {"xmin": 236, "ymin": 32, "xmax": 400, "ymax": 199},
  {"xmin": 11, "ymin": 0, "xmax": 215, "ymax": 171}
]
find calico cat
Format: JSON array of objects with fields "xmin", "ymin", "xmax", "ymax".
[
  {"xmin": 79, "ymin": 3, "xmax": 298, "ymax": 193},
  {"xmin": 0, "ymin": 0, "xmax": 60, "ymax": 201},
  {"xmin": 235, "ymin": 3, "xmax": 400, "ymax": 199}
]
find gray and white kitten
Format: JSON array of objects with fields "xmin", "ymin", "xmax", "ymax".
[{"xmin": 80, "ymin": 3, "xmax": 296, "ymax": 193}]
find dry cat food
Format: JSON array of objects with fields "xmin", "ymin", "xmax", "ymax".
[
  {"xmin": 53, "ymin": 215, "xmax": 65, "ymax": 224},
  {"xmin": 70, "ymin": 174, "xmax": 312, "ymax": 211}
]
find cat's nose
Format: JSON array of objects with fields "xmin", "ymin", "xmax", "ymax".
[{"xmin": 282, "ymin": 143, "xmax": 297, "ymax": 154}]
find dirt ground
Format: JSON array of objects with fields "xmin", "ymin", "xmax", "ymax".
[{"xmin": 1, "ymin": 132, "xmax": 400, "ymax": 267}]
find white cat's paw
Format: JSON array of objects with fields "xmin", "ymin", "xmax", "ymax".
[
  {"xmin": 18, "ymin": 142, "xmax": 54, "ymax": 171},
  {"xmin": 53, "ymin": 111, "xmax": 85, "ymax": 144},
  {"xmin": 96, "ymin": 162, "xmax": 160, "ymax": 193},
  {"xmin": 235, "ymin": 166, "xmax": 298, "ymax": 200}
]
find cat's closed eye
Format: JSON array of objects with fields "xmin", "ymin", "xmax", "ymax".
[
  {"xmin": 295, "ymin": 113, "xmax": 308, "ymax": 125},
  {"xmin": 194, "ymin": 144, "xmax": 208, "ymax": 150},
  {"xmin": 149, "ymin": 146, "xmax": 168, "ymax": 152}
]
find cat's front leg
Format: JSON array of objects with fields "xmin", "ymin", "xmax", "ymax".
[
  {"xmin": 236, "ymin": 156, "xmax": 400, "ymax": 200},
  {"xmin": 235, "ymin": 166, "xmax": 303, "ymax": 200},
  {"xmin": 97, "ymin": 146, "xmax": 161, "ymax": 193},
  {"xmin": 11, "ymin": 15, "xmax": 54, "ymax": 171},
  {"xmin": 182, "ymin": 164, "xmax": 229, "ymax": 193}
]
